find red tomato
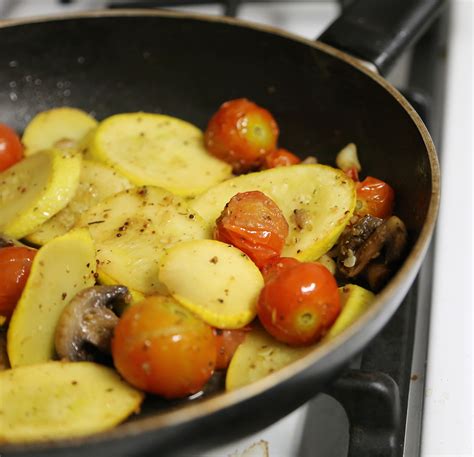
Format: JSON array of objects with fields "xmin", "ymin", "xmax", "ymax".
[
  {"xmin": 258, "ymin": 262, "xmax": 340, "ymax": 346},
  {"xmin": 262, "ymin": 148, "xmax": 301, "ymax": 169},
  {"xmin": 112, "ymin": 296, "xmax": 216, "ymax": 399},
  {"xmin": 0, "ymin": 246, "xmax": 37, "ymax": 320},
  {"xmin": 214, "ymin": 328, "xmax": 249, "ymax": 370},
  {"xmin": 260, "ymin": 256, "xmax": 301, "ymax": 282},
  {"xmin": 0, "ymin": 124, "xmax": 23, "ymax": 172},
  {"xmin": 356, "ymin": 176, "xmax": 395, "ymax": 219},
  {"xmin": 204, "ymin": 98, "xmax": 279, "ymax": 173},
  {"xmin": 214, "ymin": 191, "xmax": 289, "ymax": 269}
]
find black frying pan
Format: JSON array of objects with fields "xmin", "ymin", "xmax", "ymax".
[{"xmin": 0, "ymin": 1, "xmax": 442, "ymax": 455}]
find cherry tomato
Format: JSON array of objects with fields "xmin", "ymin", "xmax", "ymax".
[
  {"xmin": 262, "ymin": 148, "xmax": 301, "ymax": 169},
  {"xmin": 0, "ymin": 246, "xmax": 37, "ymax": 320},
  {"xmin": 204, "ymin": 98, "xmax": 279, "ymax": 173},
  {"xmin": 0, "ymin": 124, "xmax": 23, "ymax": 172},
  {"xmin": 356, "ymin": 176, "xmax": 395, "ymax": 219},
  {"xmin": 258, "ymin": 262, "xmax": 340, "ymax": 346},
  {"xmin": 260, "ymin": 256, "xmax": 301, "ymax": 282},
  {"xmin": 214, "ymin": 191, "xmax": 289, "ymax": 269},
  {"xmin": 112, "ymin": 296, "xmax": 216, "ymax": 399},
  {"xmin": 214, "ymin": 328, "xmax": 249, "ymax": 370}
]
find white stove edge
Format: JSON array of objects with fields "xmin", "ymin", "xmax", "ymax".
[{"xmin": 421, "ymin": 1, "xmax": 473, "ymax": 456}]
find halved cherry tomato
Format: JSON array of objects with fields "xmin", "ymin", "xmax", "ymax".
[
  {"xmin": 0, "ymin": 246, "xmax": 37, "ymax": 320},
  {"xmin": 214, "ymin": 191, "xmax": 289, "ymax": 269},
  {"xmin": 260, "ymin": 256, "xmax": 300, "ymax": 282},
  {"xmin": 0, "ymin": 124, "xmax": 23, "ymax": 172},
  {"xmin": 262, "ymin": 148, "xmax": 300, "ymax": 169},
  {"xmin": 204, "ymin": 98, "xmax": 279, "ymax": 173},
  {"xmin": 214, "ymin": 328, "xmax": 249, "ymax": 370},
  {"xmin": 356, "ymin": 176, "xmax": 395, "ymax": 219},
  {"xmin": 112, "ymin": 296, "xmax": 216, "ymax": 399},
  {"xmin": 258, "ymin": 262, "xmax": 340, "ymax": 346}
]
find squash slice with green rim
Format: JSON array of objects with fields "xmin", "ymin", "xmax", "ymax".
[
  {"xmin": 0, "ymin": 149, "xmax": 82, "ymax": 239},
  {"xmin": 7, "ymin": 228, "xmax": 96, "ymax": 367},
  {"xmin": 22, "ymin": 107, "xmax": 98, "ymax": 156},
  {"xmin": 159, "ymin": 239, "xmax": 264, "ymax": 329},
  {"xmin": 192, "ymin": 164, "xmax": 356, "ymax": 261},
  {"xmin": 0, "ymin": 361, "xmax": 143, "ymax": 442},
  {"xmin": 26, "ymin": 160, "xmax": 132, "ymax": 246},
  {"xmin": 88, "ymin": 112, "xmax": 232, "ymax": 197},
  {"xmin": 77, "ymin": 186, "xmax": 207, "ymax": 295}
]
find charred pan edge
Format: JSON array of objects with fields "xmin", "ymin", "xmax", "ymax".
[{"xmin": 0, "ymin": 9, "xmax": 440, "ymax": 452}]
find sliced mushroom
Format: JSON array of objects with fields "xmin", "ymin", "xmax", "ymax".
[
  {"xmin": 337, "ymin": 215, "xmax": 408, "ymax": 284},
  {"xmin": 55, "ymin": 285, "xmax": 132, "ymax": 362},
  {"xmin": 337, "ymin": 215, "xmax": 384, "ymax": 272}
]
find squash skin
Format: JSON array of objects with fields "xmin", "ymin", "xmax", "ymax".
[
  {"xmin": 159, "ymin": 239, "xmax": 264, "ymax": 329},
  {"xmin": 77, "ymin": 186, "xmax": 207, "ymax": 295},
  {"xmin": 192, "ymin": 164, "xmax": 356, "ymax": 261},
  {"xmin": 0, "ymin": 149, "xmax": 82, "ymax": 239},
  {"xmin": 0, "ymin": 361, "xmax": 143, "ymax": 443},
  {"xmin": 22, "ymin": 107, "xmax": 98, "ymax": 156},
  {"xmin": 26, "ymin": 159, "xmax": 132, "ymax": 246},
  {"xmin": 89, "ymin": 112, "xmax": 232, "ymax": 197},
  {"xmin": 7, "ymin": 228, "xmax": 96, "ymax": 367}
]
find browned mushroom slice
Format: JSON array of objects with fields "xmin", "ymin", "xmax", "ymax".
[
  {"xmin": 55, "ymin": 285, "xmax": 132, "ymax": 362},
  {"xmin": 337, "ymin": 215, "xmax": 384, "ymax": 274},
  {"xmin": 337, "ymin": 215, "xmax": 408, "ymax": 280}
]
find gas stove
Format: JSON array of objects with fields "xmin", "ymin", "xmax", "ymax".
[{"xmin": 0, "ymin": 2, "xmax": 472, "ymax": 456}]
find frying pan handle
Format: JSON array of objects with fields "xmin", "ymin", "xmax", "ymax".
[{"xmin": 318, "ymin": 0, "xmax": 446, "ymax": 74}]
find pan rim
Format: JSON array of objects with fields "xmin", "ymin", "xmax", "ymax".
[{"xmin": 0, "ymin": 8, "xmax": 440, "ymax": 452}]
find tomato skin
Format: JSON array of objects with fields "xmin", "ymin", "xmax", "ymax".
[
  {"xmin": 260, "ymin": 256, "xmax": 301, "ymax": 282},
  {"xmin": 214, "ymin": 328, "xmax": 249, "ymax": 370},
  {"xmin": 0, "ymin": 246, "xmax": 37, "ymax": 319},
  {"xmin": 204, "ymin": 98, "xmax": 279, "ymax": 173},
  {"xmin": 258, "ymin": 262, "xmax": 340, "ymax": 346},
  {"xmin": 262, "ymin": 148, "xmax": 300, "ymax": 169},
  {"xmin": 112, "ymin": 296, "xmax": 216, "ymax": 399},
  {"xmin": 0, "ymin": 124, "xmax": 23, "ymax": 172},
  {"xmin": 356, "ymin": 176, "xmax": 395, "ymax": 219},
  {"xmin": 214, "ymin": 191, "xmax": 289, "ymax": 269}
]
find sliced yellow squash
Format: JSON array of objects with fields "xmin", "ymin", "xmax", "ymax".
[
  {"xmin": 226, "ymin": 326, "xmax": 312, "ymax": 390},
  {"xmin": 0, "ymin": 361, "xmax": 143, "ymax": 442},
  {"xmin": 159, "ymin": 239, "xmax": 264, "ymax": 329},
  {"xmin": 323, "ymin": 284, "xmax": 374, "ymax": 340},
  {"xmin": 226, "ymin": 284, "xmax": 375, "ymax": 390},
  {"xmin": 22, "ymin": 107, "xmax": 98, "ymax": 156},
  {"xmin": 77, "ymin": 186, "xmax": 207, "ymax": 295},
  {"xmin": 0, "ymin": 149, "xmax": 82, "ymax": 239},
  {"xmin": 26, "ymin": 160, "xmax": 132, "ymax": 245},
  {"xmin": 97, "ymin": 269, "xmax": 145, "ymax": 304},
  {"xmin": 88, "ymin": 112, "xmax": 232, "ymax": 196},
  {"xmin": 7, "ymin": 228, "xmax": 96, "ymax": 367},
  {"xmin": 192, "ymin": 164, "xmax": 356, "ymax": 261}
]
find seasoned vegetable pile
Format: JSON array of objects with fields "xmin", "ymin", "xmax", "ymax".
[{"xmin": 0, "ymin": 100, "xmax": 407, "ymax": 443}]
